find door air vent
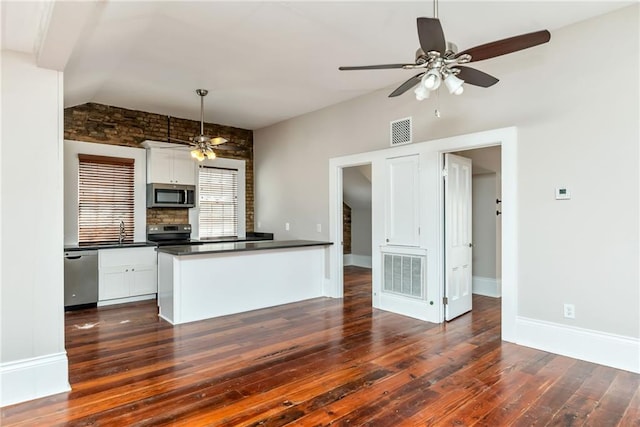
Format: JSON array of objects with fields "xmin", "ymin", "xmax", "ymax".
[
  {"xmin": 390, "ymin": 117, "xmax": 412, "ymax": 146},
  {"xmin": 382, "ymin": 252, "xmax": 425, "ymax": 299}
]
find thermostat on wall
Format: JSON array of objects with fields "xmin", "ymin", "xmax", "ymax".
[{"xmin": 555, "ymin": 187, "xmax": 571, "ymax": 200}]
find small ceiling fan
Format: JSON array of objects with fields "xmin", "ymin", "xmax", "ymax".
[
  {"xmin": 168, "ymin": 89, "xmax": 243, "ymax": 161},
  {"xmin": 338, "ymin": 1, "xmax": 550, "ymax": 100}
]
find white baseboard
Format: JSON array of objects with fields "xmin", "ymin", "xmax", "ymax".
[
  {"xmin": 343, "ymin": 254, "xmax": 372, "ymax": 268},
  {"xmin": 472, "ymin": 276, "xmax": 501, "ymax": 297},
  {"xmin": 516, "ymin": 316, "xmax": 640, "ymax": 373},
  {"xmin": 97, "ymin": 293, "xmax": 156, "ymax": 307},
  {"xmin": 0, "ymin": 352, "xmax": 70, "ymax": 407}
]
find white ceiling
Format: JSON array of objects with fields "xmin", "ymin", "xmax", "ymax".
[{"xmin": 1, "ymin": 1, "xmax": 633, "ymax": 130}]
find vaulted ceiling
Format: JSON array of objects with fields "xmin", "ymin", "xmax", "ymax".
[{"xmin": 2, "ymin": 1, "xmax": 632, "ymax": 130}]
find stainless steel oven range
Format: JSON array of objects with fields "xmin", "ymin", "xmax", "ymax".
[{"xmin": 147, "ymin": 224, "xmax": 206, "ymax": 246}]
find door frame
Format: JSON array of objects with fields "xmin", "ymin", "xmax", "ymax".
[
  {"xmin": 328, "ymin": 127, "xmax": 517, "ymax": 342},
  {"xmin": 328, "ymin": 153, "xmax": 376, "ymax": 299},
  {"xmin": 434, "ymin": 128, "xmax": 516, "ymax": 341}
]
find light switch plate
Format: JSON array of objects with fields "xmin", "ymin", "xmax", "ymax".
[{"xmin": 556, "ymin": 187, "xmax": 571, "ymax": 200}]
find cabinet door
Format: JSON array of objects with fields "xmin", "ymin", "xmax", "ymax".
[
  {"xmin": 148, "ymin": 149, "xmax": 174, "ymax": 183},
  {"xmin": 385, "ymin": 155, "xmax": 420, "ymax": 246},
  {"xmin": 130, "ymin": 265, "xmax": 157, "ymax": 296},
  {"xmin": 171, "ymin": 150, "xmax": 196, "ymax": 185},
  {"xmin": 99, "ymin": 267, "xmax": 129, "ymax": 300}
]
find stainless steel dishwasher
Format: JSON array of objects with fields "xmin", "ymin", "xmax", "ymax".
[{"xmin": 64, "ymin": 250, "xmax": 98, "ymax": 310}]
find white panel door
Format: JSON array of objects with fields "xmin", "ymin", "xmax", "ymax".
[
  {"xmin": 444, "ymin": 153, "xmax": 473, "ymax": 321},
  {"xmin": 385, "ymin": 155, "xmax": 420, "ymax": 246}
]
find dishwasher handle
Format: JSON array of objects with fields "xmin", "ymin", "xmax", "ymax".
[{"xmin": 66, "ymin": 255, "xmax": 82, "ymax": 260}]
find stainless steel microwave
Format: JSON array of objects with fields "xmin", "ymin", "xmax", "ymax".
[{"xmin": 147, "ymin": 183, "xmax": 195, "ymax": 208}]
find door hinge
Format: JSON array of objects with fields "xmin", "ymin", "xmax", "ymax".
[
  {"xmin": 442, "ymin": 167, "xmax": 448, "ymax": 177},
  {"xmin": 443, "ymin": 296, "xmax": 448, "ymax": 305}
]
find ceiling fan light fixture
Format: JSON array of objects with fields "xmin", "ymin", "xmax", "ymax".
[
  {"xmin": 191, "ymin": 148, "xmax": 205, "ymax": 162},
  {"xmin": 444, "ymin": 73, "xmax": 465, "ymax": 95},
  {"xmin": 422, "ymin": 69, "xmax": 441, "ymax": 90},
  {"xmin": 414, "ymin": 84, "xmax": 430, "ymax": 101}
]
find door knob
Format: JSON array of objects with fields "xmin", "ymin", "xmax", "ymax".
[{"xmin": 468, "ymin": 243, "xmax": 473, "ymax": 248}]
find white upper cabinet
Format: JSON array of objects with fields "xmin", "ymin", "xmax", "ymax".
[
  {"xmin": 385, "ymin": 155, "xmax": 420, "ymax": 247},
  {"xmin": 143, "ymin": 141, "xmax": 196, "ymax": 185}
]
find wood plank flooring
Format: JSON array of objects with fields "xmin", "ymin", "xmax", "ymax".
[{"xmin": 2, "ymin": 266, "xmax": 638, "ymax": 426}]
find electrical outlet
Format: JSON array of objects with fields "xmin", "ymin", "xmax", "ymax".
[
  {"xmin": 316, "ymin": 223, "xmax": 322, "ymax": 233},
  {"xmin": 285, "ymin": 222, "xmax": 290, "ymax": 231},
  {"xmin": 563, "ymin": 303, "xmax": 575, "ymax": 319}
]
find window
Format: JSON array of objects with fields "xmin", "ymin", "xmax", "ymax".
[
  {"xmin": 198, "ymin": 166, "xmax": 238, "ymax": 238},
  {"xmin": 78, "ymin": 154, "xmax": 134, "ymax": 243}
]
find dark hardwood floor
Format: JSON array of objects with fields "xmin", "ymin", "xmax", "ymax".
[{"xmin": 2, "ymin": 266, "xmax": 639, "ymax": 426}]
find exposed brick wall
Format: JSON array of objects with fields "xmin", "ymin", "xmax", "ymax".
[
  {"xmin": 146, "ymin": 208, "xmax": 189, "ymax": 225},
  {"xmin": 343, "ymin": 203, "xmax": 351, "ymax": 254},
  {"xmin": 64, "ymin": 103, "xmax": 254, "ymax": 230}
]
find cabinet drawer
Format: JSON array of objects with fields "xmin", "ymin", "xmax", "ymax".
[{"xmin": 99, "ymin": 247, "xmax": 157, "ymax": 267}]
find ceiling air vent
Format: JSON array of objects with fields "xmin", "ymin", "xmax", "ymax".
[{"xmin": 390, "ymin": 117, "xmax": 412, "ymax": 146}]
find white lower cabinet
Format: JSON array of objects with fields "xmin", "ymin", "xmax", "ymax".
[{"xmin": 99, "ymin": 247, "xmax": 157, "ymax": 303}]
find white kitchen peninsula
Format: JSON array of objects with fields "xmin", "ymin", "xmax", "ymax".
[{"xmin": 156, "ymin": 240, "xmax": 332, "ymax": 325}]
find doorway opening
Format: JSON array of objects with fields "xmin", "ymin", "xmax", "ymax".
[
  {"xmin": 443, "ymin": 145, "xmax": 503, "ymax": 321},
  {"xmin": 341, "ymin": 164, "xmax": 373, "ymax": 301}
]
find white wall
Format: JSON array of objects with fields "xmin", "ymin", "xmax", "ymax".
[
  {"xmin": 254, "ymin": 6, "xmax": 639, "ymax": 368},
  {"xmin": 1, "ymin": 51, "xmax": 70, "ymax": 406},
  {"xmin": 472, "ymin": 174, "xmax": 497, "ymax": 279},
  {"xmin": 351, "ymin": 207, "xmax": 372, "ymax": 257}
]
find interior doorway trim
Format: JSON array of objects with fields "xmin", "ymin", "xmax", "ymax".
[
  {"xmin": 328, "ymin": 127, "xmax": 517, "ymax": 343},
  {"xmin": 328, "ymin": 154, "xmax": 376, "ymax": 299},
  {"xmin": 430, "ymin": 128, "xmax": 517, "ymax": 340}
]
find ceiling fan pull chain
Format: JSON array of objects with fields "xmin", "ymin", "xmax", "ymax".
[{"xmin": 435, "ymin": 89, "xmax": 441, "ymax": 118}]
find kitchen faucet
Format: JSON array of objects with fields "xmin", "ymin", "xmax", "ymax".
[{"xmin": 119, "ymin": 220, "xmax": 126, "ymax": 244}]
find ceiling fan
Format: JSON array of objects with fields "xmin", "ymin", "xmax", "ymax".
[
  {"xmin": 338, "ymin": 1, "xmax": 550, "ymax": 100},
  {"xmin": 168, "ymin": 89, "xmax": 243, "ymax": 161}
]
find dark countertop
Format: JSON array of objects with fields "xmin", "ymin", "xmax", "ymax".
[
  {"xmin": 64, "ymin": 241, "xmax": 156, "ymax": 251},
  {"xmin": 156, "ymin": 240, "xmax": 333, "ymax": 256},
  {"xmin": 64, "ymin": 232, "xmax": 275, "ymax": 252}
]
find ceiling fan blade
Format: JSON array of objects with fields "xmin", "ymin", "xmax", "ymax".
[
  {"xmin": 209, "ymin": 136, "xmax": 228, "ymax": 145},
  {"xmin": 168, "ymin": 137, "xmax": 193, "ymax": 145},
  {"xmin": 339, "ymin": 64, "xmax": 408, "ymax": 71},
  {"xmin": 456, "ymin": 66, "xmax": 499, "ymax": 88},
  {"xmin": 417, "ymin": 17, "xmax": 446, "ymax": 54},
  {"xmin": 213, "ymin": 144, "xmax": 245, "ymax": 152},
  {"xmin": 456, "ymin": 30, "xmax": 550, "ymax": 62},
  {"xmin": 388, "ymin": 73, "xmax": 424, "ymax": 97}
]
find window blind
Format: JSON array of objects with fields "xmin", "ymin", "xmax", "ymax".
[
  {"xmin": 78, "ymin": 154, "xmax": 134, "ymax": 243},
  {"xmin": 199, "ymin": 166, "xmax": 238, "ymax": 238}
]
